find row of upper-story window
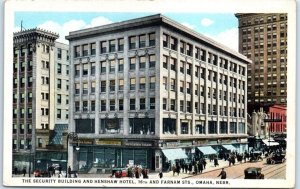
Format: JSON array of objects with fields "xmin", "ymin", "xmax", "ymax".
[
  {"xmin": 13, "ymin": 77, "xmax": 33, "ymax": 88},
  {"xmin": 242, "ymin": 23, "xmax": 287, "ymax": 35},
  {"xmin": 162, "ymin": 53, "xmax": 246, "ymax": 76},
  {"xmin": 74, "ymin": 98, "xmax": 156, "ymax": 112},
  {"xmin": 73, "ymin": 33, "xmax": 156, "ymax": 58},
  {"xmin": 13, "ymin": 44, "xmax": 34, "ymax": 57},
  {"xmin": 12, "ymin": 108, "xmax": 33, "ymax": 119},
  {"xmin": 240, "ymin": 14, "xmax": 287, "ymax": 26},
  {"xmin": 74, "ymin": 76, "xmax": 156, "ymax": 95},
  {"xmin": 57, "ymin": 48, "xmax": 69, "ymax": 60},
  {"xmin": 12, "ymin": 123, "xmax": 32, "ymax": 135},
  {"xmin": 12, "ymin": 139, "xmax": 32, "ymax": 150}
]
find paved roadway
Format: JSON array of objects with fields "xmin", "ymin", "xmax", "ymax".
[{"xmin": 188, "ymin": 161, "xmax": 286, "ymax": 179}]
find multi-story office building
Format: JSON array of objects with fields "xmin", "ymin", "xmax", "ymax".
[
  {"xmin": 66, "ymin": 14, "xmax": 250, "ymax": 172},
  {"xmin": 235, "ymin": 14, "xmax": 288, "ymax": 113},
  {"xmin": 12, "ymin": 28, "xmax": 70, "ymax": 172}
]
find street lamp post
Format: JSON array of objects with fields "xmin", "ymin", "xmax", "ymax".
[{"xmin": 65, "ymin": 132, "xmax": 78, "ymax": 178}]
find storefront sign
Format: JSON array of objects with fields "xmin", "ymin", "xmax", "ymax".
[
  {"xmin": 123, "ymin": 141, "xmax": 153, "ymax": 147},
  {"xmin": 95, "ymin": 139, "xmax": 122, "ymax": 146},
  {"xmin": 165, "ymin": 141, "xmax": 179, "ymax": 147},
  {"xmin": 71, "ymin": 139, "xmax": 94, "ymax": 145}
]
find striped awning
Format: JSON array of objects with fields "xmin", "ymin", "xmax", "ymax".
[
  {"xmin": 162, "ymin": 149, "xmax": 188, "ymax": 160},
  {"xmin": 197, "ymin": 146, "xmax": 217, "ymax": 155}
]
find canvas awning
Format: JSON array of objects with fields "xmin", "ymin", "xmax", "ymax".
[
  {"xmin": 222, "ymin": 144, "xmax": 237, "ymax": 152},
  {"xmin": 162, "ymin": 149, "xmax": 188, "ymax": 160},
  {"xmin": 197, "ymin": 146, "xmax": 217, "ymax": 155}
]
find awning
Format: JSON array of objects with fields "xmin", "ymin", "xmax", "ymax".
[
  {"xmin": 263, "ymin": 140, "xmax": 280, "ymax": 146},
  {"xmin": 197, "ymin": 146, "xmax": 217, "ymax": 155},
  {"xmin": 162, "ymin": 149, "xmax": 188, "ymax": 160},
  {"xmin": 222, "ymin": 144, "xmax": 237, "ymax": 152}
]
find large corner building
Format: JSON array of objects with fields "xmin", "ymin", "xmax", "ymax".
[
  {"xmin": 13, "ymin": 29, "xmax": 70, "ymax": 172},
  {"xmin": 235, "ymin": 14, "xmax": 288, "ymax": 113},
  {"xmin": 66, "ymin": 14, "xmax": 251, "ymax": 172}
]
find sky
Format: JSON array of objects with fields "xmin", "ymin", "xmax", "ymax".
[{"xmin": 14, "ymin": 12, "xmax": 239, "ymax": 51}]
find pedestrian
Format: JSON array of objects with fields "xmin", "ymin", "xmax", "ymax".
[
  {"xmin": 58, "ymin": 164, "xmax": 62, "ymax": 174},
  {"xmin": 68, "ymin": 166, "xmax": 72, "ymax": 178},
  {"xmin": 198, "ymin": 162, "xmax": 203, "ymax": 174},
  {"xmin": 217, "ymin": 168, "xmax": 227, "ymax": 179},
  {"xmin": 188, "ymin": 163, "xmax": 192, "ymax": 174},
  {"xmin": 214, "ymin": 157, "xmax": 219, "ymax": 167},
  {"xmin": 184, "ymin": 163, "xmax": 188, "ymax": 174},
  {"xmin": 22, "ymin": 167, "xmax": 26, "ymax": 177},
  {"xmin": 172, "ymin": 164, "xmax": 176, "ymax": 176},
  {"xmin": 176, "ymin": 164, "xmax": 180, "ymax": 176},
  {"xmin": 14, "ymin": 167, "xmax": 18, "ymax": 175},
  {"xmin": 228, "ymin": 157, "xmax": 232, "ymax": 166},
  {"xmin": 202, "ymin": 159, "xmax": 207, "ymax": 169},
  {"xmin": 158, "ymin": 171, "xmax": 163, "ymax": 179}
]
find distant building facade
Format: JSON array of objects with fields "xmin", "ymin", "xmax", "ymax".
[
  {"xmin": 235, "ymin": 13, "xmax": 288, "ymax": 113},
  {"xmin": 13, "ymin": 29, "xmax": 69, "ymax": 172},
  {"xmin": 268, "ymin": 104, "xmax": 286, "ymax": 134},
  {"xmin": 66, "ymin": 14, "xmax": 250, "ymax": 172}
]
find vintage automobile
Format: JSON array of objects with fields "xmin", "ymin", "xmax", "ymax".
[
  {"xmin": 266, "ymin": 153, "xmax": 286, "ymax": 164},
  {"xmin": 249, "ymin": 151, "xmax": 263, "ymax": 162},
  {"xmin": 244, "ymin": 167, "xmax": 264, "ymax": 179}
]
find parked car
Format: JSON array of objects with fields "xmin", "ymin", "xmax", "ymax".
[
  {"xmin": 266, "ymin": 153, "xmax": 286, "ymax": 164},
  {"xmin": 244, "ymin": 167, "xmax": 264, "ymax": 179},
  {"xmin": 34, "ymin": 170, "xmax": 49, "ymax": 177},
  {"xmin": 249, "ymin": 151, "xmax": 263, "ymax": 162}
]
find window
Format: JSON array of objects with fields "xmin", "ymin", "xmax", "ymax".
[
  {"xmin": 170, "ymin": 37, "xmax": 177, "ymax": 51},
  {"xmin": 66, "ymin": 65, "xmax": 69, "ymax": 75},
  {"xmin": 91, "ymin": 82, "xmax": 96, "ymax": 93},
  {"xmin": 186, "ymin": 43, "xmax": 192, "ymax": 56},
  {"xmin": 207, "ymin": 87, "xmax": 211, "ymax": 98},
  {"xmin": 101, "ymin": 100, "xmax": 106, "ymax": 111},
  {"xmin": 130, "ymin": 57, "xmax": 136, "ymax": 70},
  {"xmin": 163, "ymin": 33, "xmax": 169, "ymax": 48},
  {"xmin": 139, "ymin": 35, "xmax": 146, "ymax": 48},
  {"xmin": 195, "ymin": 102, "xmax": 199, "ymax": 113},
  {"xmin": 118, "ymin": 38, "xmax": 124, "ymax": 51},
  {"xmin": 149, "ymin": 33, "xmax": 155, "ymax": 46},
  {"xmin": 119, "ymin": 79, "xmax": 124, "ymax": 91},
  {"xmin": 57, "ymin": 48, "xmax": 62, "ymax": 59},
  {"xmin": 57, "ymin": 94, "xmax": 61, "ymax": 104},
  {"xmin": 195, "ymin": 84, "xmax": 198, "ymax": 95},
  {"xmin": 82, "ymin": 63, "xmax": 88, "ymax": 76},
  {"xmin": 27, "ymin": 108, "xmax": 32, "ymax": 118},
  {"xmin": 140, "ymin": 77, "xmax": 146, "ymax": 90},
  {"xmin": 170, "ymin": 99, "xmax": 176, "ymax": 111},
  {"xmin": 163, "ymin": 55, "xmax": 168, "ymax": 69},
  {"xmin": 75, "ymin": 65, "xmax": 80, "ymax": 76},
  {"xmin": 220, "ymin": 121, "xmax": 228, "ymax": 134},
  {"xmin": 163, "ymin": 98, "xmax": 167, "ymax": 110},
  {"xmin": 119, "ymin": 99, "xmax": 124, "ymax": 110},
  {"xmin": 110, "ymin": 100, "xmax": 115, "ymax": 111},
  {"xmin": 180, "ymin": 61, "xmax": 184, "ymax": 73},
  {"xmin": 109, "ymin": 80, "xmax": 116, "ymax": 92},
  {"xmin": 187, "ymin": 101, "xmax": 191, "ymax": 113},
  {"xmin": 57, "ymin": 109, "xmax": 61, "ymax": 119},
  {"xmin": 100, "ymin": 41, "xmax": 107, "ymax": 53},
  {"xmin": 109, "ymin": 60, "xmax": 115, "ymax": 73},
  {"xmin": 140, "ymin": 98, "xmax": 146, "ymax": 110},
  {"xmin": 130, "ymin": 99, "xmax": 135, "ymax": 110},
  {"xmin": 170, "ymin": 79, "xmax": 176, "ymax": 91},
  {"xmin": 170, "ymin": 58, "xmax": 176, "ymax": 71},
  {"xmin": 180, "ymin": 81, "xmax": 184, "ymax": 93},
  {"xmin": 90, "ymin": 43, "xmax": 96, "ymax": 55},
  {"xmin": 150, "ymin": 77, "xmax": 155, "ymax": 90},
  {"xmin": 90, "ymin": 101, "xmax": 95, "ymax": 111},
  {"xmin": 82, "ymin": 44, "xmax": 88, "ymax": 56},
  {"xmin": 180, "ymin": 100, "xmax": 184, "ymax": 111},
  {"xmin": 163, "ymin": 77, "xmax": 167, "ymax": 90},
  {"xmin": 75, "ymin": 83, "xmax": 80, "ymax": 94},
  {"xmin": 57, "ymin": 79, "xmax": 62, "ymax": 89},
  {"xmin": 83, "ymin": 83, "xmax": 88, "ymax": 94},
  {"xmin": 150, "ymin": 98, "xmax": 155, "ymax": 109},
  {"xmin": 130, "ymin": 78, "xmax": 136, "ymax": 90},
  {"xmin": 100, "ymin": 61, "xmax": 106, "ymax": 73},
  {"xmin": 91, "ymin": 62, "xmax": 95, "ymax": 75},
  {"xmin": 195, "ymin": 122, "xmax": 205, "ymax": 134},
  {"xmin": 208, "ymin": 121, "xmax": 217, "ymax": 134},
  {"xmin": 180, "ymin": 41, "xmax": 185, "ymax": 54},
  {"xmin": 101, "ymin": 81, "xmax": 106, "ymax": 92},
  {"xmin": 82, "ymin": 101, "xmax": 88, "ymax": 112},
  {"xmin": 109, "ymin": 40, "xmax": 116, "ymax": 52},
  {"xmin": 27, "ymin": 124, "xmax": 32, "ymax": 134},
  {"xmin": 186, "ymin": 63, "xmax": 191, "ymax": 75},
  {"xmin": 149, "ymin": 55, "xmax": 156, "ymax": 68},
  {"xmin": 74, "ymin": 46, "xmax": 80, "ymax": 57},
  {"xmin": 139, "ymin": 56, "xmax": 146, "ymax": 69},
  {"xmin": 118, "ymin": 59, "xmax": 124, "ymax": 72},
  {"xmin": 129, "ymin": 36, "xmax": 136, "ymax": 49},
  {"xmin": 181, "ymin": 122, "xmax": 189, "ymax": 134}
]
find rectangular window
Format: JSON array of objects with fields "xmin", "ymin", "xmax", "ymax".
[
  {"xmin": 130, "ymin": 99, "xmax": 135, "ymax": 110},
  {"xmin": 130, "ymin": 78, "xmax": 136, "ymax": 90},
  {"xmin": 109, "ymin": 60, "xmax": 115, "ymax": 73},
  {"xmin": 101, "ymin": 100, "xmax": 106, "ymax": 111},
  {"xmin": 119, "ymin": 99, "xmax": 124, "ymax": 110},
  {"xmin": 75, "ymin": 101, "xmax": 80, "ymax": 111},
  {"xmin": 109, "ymin": 40, "xmax": 116, "ymax": 52},
  {"xmin": 181, "ymin": 122, "xmax": 189, "ymax": 134},
  {"xmin": 74, "ymin": 46, "xmax": 80, "ymax": 57},
  {"xmin": 180, "ymin": 61, "xmax": 184, "ymax": 73},
  {"xmin": 170, "ymin": 79, "xmax": 176, "ymax": 91},
  {"xmin": 150, "ymin": 77, "xmax": 155, "ymax": 90},
  {"xmin": 163, "ymin": 55, "xmax": 168, "ymax": 69},
  {"xmin": 186, "ymin": 63, "xmax": 191, "ymax": 75},
  {"xmin": 57, "ymin": 94, "xmax": 61, "ymax": 104},
  {"xmin": 91, "ymin": 101, "xmax": 95, "ymax": 111},
  {"xmin": 170, "ymin": 99, "xmax": 176, "ymax": 111},
  {"xmin": 149, "ymin": 33, "xmax": 155, "ymax": 46},
  {"xmin": 118, "ymin": 59, "xmax": 124, "ymax": 72},
  {"xmin": 118, "ymin": 38, "xmax": 124, "ymax": 51},
  {"xmin": 180, "ymin": 81, "xmax": 184, "ymax": 93},
  {"xmin": 57, "ymin": 79, "xmax": 62, "ymax": 89},
  {"xmin": 187, "ymin": 101, "xmax": 191, "ymax": 113},
  {"xmin": 100, "ymin": 41, "xmax": 107, "ymax": 53},
  {"xmin": 170, "ymin": 37, "xmax": 177, "ymax": 51},
  {"xmin": 139, "ymin": 77, "xmax": 146, "ymax": 90},
  {"xmin": 109, "ymin": 80, "xmax": 115, "ymax": 92},
  {"xmin": 195, "ymin": 84, "xmax": 198, "ymax": 95},
  {"xmin": 83, "ymin": 101, "xmax": 88, "ymax": 112},
  {"xmin": 75, "ymin": 83, "xmax": 80, "ymax": 94},
  {"xmin": 163, "ymin": 33, "xmax": 169, "ymax": 48},
  {"xmin": 91, "ymin": 62, "xmax": 95, "ymax": 75},
  {"xmin": 100, "ymin": 61, "xmax": 106, "ymax": 73},
  {"xmin": 110, "ymin": 100, "xmax": 115, "ymax": 111},
  {"xmin": 83, "ymin": 63, "xmax": 88, "ymax": 76},
  {"xmin": 150, "ymin": 98, "xmax": 155, "ymax": 109},
  {"xmin": 130, "ymin": 57, "xmax": 136, "ymax": 70},
  {"xmin": 163, "ymin": 77, "xmax": 168, "ymax": 90},
  {"xmin": 90, "ymin": 43, "xmax": 96, "ymax": 55},
  {"xmin": 170, "ymin": 58, "xmax": 177, "ymax": 71},
  {"xmin": 186, "ymin": 43, "xmax": 192, "ymax": 56},
  {"xmin": 82, "ymin": 44, "xmax": 88, "ymax": 56},
  {"xmin": 180, "ymin": 100, "xmax": 184, "ymax": 111},
  {"xmin": 119, "ymin": 79, "xmax": 124, "ymax": 91},
  {"xmin": 75, "ymin": 65, "xmax": 80, "ymax": 76},
  {"xmin": 140, "ymin": 98, "xmax": 146, "ymax": 110},
  {"xmin": 101, "ymin": 81, "xmax": 106, "ymax": 92},
  {"xmin": 163, "ymin": 98, "xmax": 167, "ymax": 110},
  {"xmin": 139, "ymin": 56, "xmax": 146, "ymax": 69},
  {"xmin": 57, "ymin": 109, "xmax": 61, "ymax": 119},
  {"xmin": 57, "ymin": 48, "xmax": 62, "ymax": 59},
  {"xmin": 149, "ymin": 55, "xmax": 156, "ymax": 68},
  {"xmin": 139, "ymin": 34, "xmax": 146, "ymax": 48},
  {"xmin": 83, "ymin": 83, "xmax": 88, "ymax": 94},
  {"xmin": 129, "ymin": 36, "xmax": 136, "ymax": 49},
  {"xmin": 91, "ymin": 82, "xmax": 96, "ymax": 93},
  {"xmin": 180, "ymin": 41, "xmax": 185, "ymax": 54}
]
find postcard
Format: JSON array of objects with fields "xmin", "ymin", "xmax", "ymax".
[{"xmin": 2, "ymin": 0, "xmax": 296, "ymax": 188}]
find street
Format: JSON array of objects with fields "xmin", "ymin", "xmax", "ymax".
[{"xmin": 189, "ymin": 161, "xmax": 286, "ymax": 179}]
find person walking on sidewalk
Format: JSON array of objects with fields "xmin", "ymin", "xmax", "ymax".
[
  {"xmin": 218, "ymin": 168, "xmax": 227, "ymax": 179},
  {"xmin": 214, "ymin": 156, "xmax": 219, "ymax": 167}
]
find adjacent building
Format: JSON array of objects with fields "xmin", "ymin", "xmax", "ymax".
[
  {"xmin": 269, "ymin": 104, "xmax": 286, "ymax": 134},
  {"xmin": 66, "ymin": 14, "xmax": 251, "ymax": 172},
  {"xmin": 235, "ymin": 13, "xmax": 288, "ymax": 113},
  {"xmin": 12, "ymin": 28, "xmax": 70, "ymax": 172}
]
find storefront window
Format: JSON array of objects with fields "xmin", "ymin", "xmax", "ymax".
[
  {"xmin": 195, "ymin": 122, "xmax": 205, "ymax": 134},
  {"xmin": 100, "ymin": 118, "xmax": 123, "ymax": 134},
  {"xmin": 129, "ymin": 118, "xmax": 155, "ymax": 135},
  {"xmin": 238, "ymin": 122, "xmax": 245, "ymax": 134},
  {"xmin": 230, "ymin": 122, "xmax": 237, "ymax": 133},
  {"xmin": 181, "ymin": 122, "xmax": 189, "ymax": 134},
  {"xmin": 163, "ymin": 118, "xmax": 176, "ymax": 135},
  {"xmin": 208, "ymin": 121, "xmax": 217, "ymax": 134},
  {"xmin": 219, "ymin": 121, "xmax": 228, "ymax": 134},
  {"xmin": 75, "ymin": 119, "xmax": 95, "ymax": 133}
]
